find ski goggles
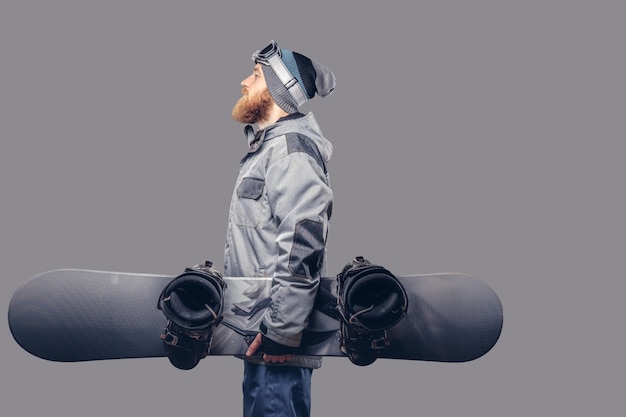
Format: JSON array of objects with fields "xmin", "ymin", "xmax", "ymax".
[{"xmin": 252, "ymin": 40, "xmax": 308, "ymax": 107}]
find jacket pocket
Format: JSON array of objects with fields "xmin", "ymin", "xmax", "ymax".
[{"xmin": 235, "ymin": 177, "xmax": 265, "ymax": 227}]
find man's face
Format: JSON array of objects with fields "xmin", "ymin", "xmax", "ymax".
[{"xmin": 231, "ymin": 64, "xmax": 273, "ymax": 124}]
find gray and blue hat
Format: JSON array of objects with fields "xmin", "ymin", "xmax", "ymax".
[{"xmin": 252, "ymin": 40, "xmax": 336, "ymax": 114}]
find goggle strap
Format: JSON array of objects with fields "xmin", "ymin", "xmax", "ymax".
[{"xmin": 266, "ymin": 54, "xmax": 308, "ymax": 108}]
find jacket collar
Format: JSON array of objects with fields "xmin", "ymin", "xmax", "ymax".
[{"xmin": 245, "ymin": 113, "xmax": 306, "ymax": 151}]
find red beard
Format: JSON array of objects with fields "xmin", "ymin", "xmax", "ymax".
[{"xmin": 231, "ymin": 87, "xmax": 273, "ymax": 124}]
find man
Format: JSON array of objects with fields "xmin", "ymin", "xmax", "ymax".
[{"xmin": 224, "ymin": 41, "xmax": 336, "ymax": 417}]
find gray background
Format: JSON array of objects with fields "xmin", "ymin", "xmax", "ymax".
[{"xmin": 2, "ymin": 1, "xmax": 624, "ymax": 415}]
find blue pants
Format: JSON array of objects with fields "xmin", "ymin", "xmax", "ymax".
[{"xmin": 243, "ymin": 362, "xmax": 313, "ymax": 417}]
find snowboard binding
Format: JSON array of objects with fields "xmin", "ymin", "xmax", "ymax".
[
  {"xmin": 337, "ymin": 256, "xmax": 408, "ymax": 366},
  {"xmin": 158, "ymin": 261, "xmax": 226, "ymax": 370}
]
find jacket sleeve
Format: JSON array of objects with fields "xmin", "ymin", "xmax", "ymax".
[{"xmin": 261, "ymin": 140, "xmax": 333, "ymax": 347}]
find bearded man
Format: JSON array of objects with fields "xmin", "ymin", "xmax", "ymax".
[{"xmin": 224, "ymin": 41, "xmax": 336, "ymax": 417}]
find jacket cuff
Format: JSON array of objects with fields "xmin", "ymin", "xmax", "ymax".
[{"xmin": 260, "ymin": 322, "xmax": 298, "ymax": 355}]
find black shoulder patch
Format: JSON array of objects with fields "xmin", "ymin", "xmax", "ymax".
[{"xmin": 285, "ymin": 133, "xmax": 327, "ymax": 174}]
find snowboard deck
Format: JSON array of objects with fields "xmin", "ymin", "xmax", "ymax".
[{"xmin": 9, "ymin": 268, "xmax": 502, "ymax": 364}]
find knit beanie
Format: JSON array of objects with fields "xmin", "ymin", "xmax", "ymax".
[{"xmin": 254, "ymin": 42, "xmax": 336, "ymax": 114}]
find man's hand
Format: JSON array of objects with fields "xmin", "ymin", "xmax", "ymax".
[{"xmin": 245, "ymin": 333, "xmax": 294, "ymax": 364}]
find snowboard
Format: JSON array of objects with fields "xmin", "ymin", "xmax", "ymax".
[{"xmin": 8, "ymin": 264, "xmax": 502, "ymax": 366}]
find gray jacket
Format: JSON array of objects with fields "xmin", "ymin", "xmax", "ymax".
[{"xmin": 223, "ymin": 112, "xmax": 333, "ymax": 369}]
